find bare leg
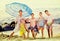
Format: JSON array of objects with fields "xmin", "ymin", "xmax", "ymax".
[
  {"xmin": 35, "ymin": 32, "xmax": 37, "ymax": 37},
  {"xmin": 47, "ymin": 26, "xmax": 50, "ymax": 38},
  {"xmin": 50, "ymin": 26, "xmax": 53, "ymax": 38},
  {"xmin": 34, "ymin": 27, "xmax": 39, "ymax": 38},
  {"xmin": 23, "ymin": 33, "xmax": 26, "ymax": 39},
  {"xmin": 51, "ymin": 29, "xmax": 53, "ymax": 38},
  {"xmin": 9, "ymin": 32, "xmax": 14, "ymax": 39},
  {"xmin": 38, "ymin": 27, "xmax": 41, "ymax": 30},
  {"xmin": 27, "ymin": 31, "xmax": 30, "ymax": 38},
  {"xmin": 31, "ymin": 30, "xmax": 35, "ymax": 39},
  {"xmin": 34, "ymin": 32, "xmax": 37, "ymax": 39},
  {"xmin": 41, "ymin": 28, "xmax": 44, "ymax": 38}
]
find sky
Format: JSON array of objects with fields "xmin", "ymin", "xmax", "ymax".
[{"xmin": 0, "ymin": 0, "xmax": 60, "ymax": 23}]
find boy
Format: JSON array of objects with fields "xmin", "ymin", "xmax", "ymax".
[
  {"xmin": 28, "ymin": 13, "xmax": 39, "ymax": 39},
  {"xmin": 44, "ymin": 10, "xmax": 54, "ymax": 38}
]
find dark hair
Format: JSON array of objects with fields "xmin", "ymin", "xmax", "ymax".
[
  {"xmin": 39, "ymin": 12, "xmax": 42, "ymax": 14},
  {"xmin": 19, "ymin": 10, "xmax": 22, "ymax": 12},
  {"xmin": 31, "ymin": 13, "xmax": 34, "ymax": 15},
  {"xmin": 44, "ymin": 10, "xmax": 48, "ymax": 12}
]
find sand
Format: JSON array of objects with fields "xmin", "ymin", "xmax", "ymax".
[
  {"xmin": 0, "ymin": 33, "xmax": 60, "ymax": 41},
  {"xmin": 0, "ymin": 24, "xmax": 60, "ymax": 41}
]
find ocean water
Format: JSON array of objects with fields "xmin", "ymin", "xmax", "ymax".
[{"xmin": 0, "ymin": 8, "xmax": 60, "ymax": 24}]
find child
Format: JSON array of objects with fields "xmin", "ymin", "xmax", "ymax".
[
  {"xmin": 28, "ymin": 13, "xmax": 39, "ymax": 39},
  {"xmin": 19, "ymin": 19, "xmax": 27, "ymax": 39},
  {"xmin": 25, "ymin": 18, "xmax": 30, "ymax": 38},
  {"xmin": 44, "ymin": 10, "xmax": 54, "ymax": 38},
  {"xmin": 37, "ymin": 12, "xmax": 45, "ymax": 38}
]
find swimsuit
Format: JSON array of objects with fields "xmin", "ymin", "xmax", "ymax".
[
  {"xmin": 19, "ymin": 23, "xmax": 26, "ymax": 36},
  {"xmin": 38, "ymin": 19, "xmax": 45, "ymax": 27},
  {"xmin": 28, "ymin": 25, "xmax": 39, "ymax": 33}
]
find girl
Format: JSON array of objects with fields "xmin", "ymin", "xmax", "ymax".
[
  {"xmin": 25, "ymin": 18, "xmax": 30, "ymax": 38},
  {"xmin": 37, "ymin": 12, "xmax": 45, "ymax": 38},
  {"xmin": 20, "ymin": 19, "xmax": 27, "ymax": 39}
]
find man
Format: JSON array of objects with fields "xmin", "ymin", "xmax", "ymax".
[{"xmin": 44, "ymin": 10, "xmax": 54, "ymax": 38}]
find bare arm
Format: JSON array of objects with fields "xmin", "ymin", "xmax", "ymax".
[
  {"xmin": 51, "ymin": 19, "xmax": 54, "ymax": 24},
  {"xmin": 24, "ymin": 23, "xmax": 28, "ymax": 32}
]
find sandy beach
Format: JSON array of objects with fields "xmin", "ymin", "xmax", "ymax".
[{"xmin": 0, "ymin": 24, "xmax": 60, "ymax": 41}]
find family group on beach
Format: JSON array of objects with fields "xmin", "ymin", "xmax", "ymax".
[{"xmin": 9, "ymin": 10, "xmax": 54, "ymax": 39}]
